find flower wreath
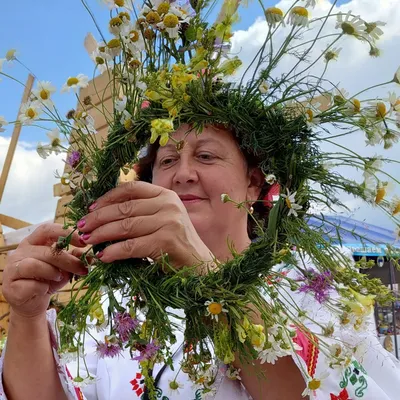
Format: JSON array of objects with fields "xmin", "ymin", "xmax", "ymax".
[{"xmin": 3, "ymin": 0, "xmax": 400, "ymax": 397}]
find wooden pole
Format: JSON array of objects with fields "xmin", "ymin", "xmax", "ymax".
[{"xmin": 0, "ymin": 74, "xmax": 35, "ymax": 202}]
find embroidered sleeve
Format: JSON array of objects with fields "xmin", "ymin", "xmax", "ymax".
[{"xmin": 0, "ymin": 309, "xmax": 84, "ymax": 400}]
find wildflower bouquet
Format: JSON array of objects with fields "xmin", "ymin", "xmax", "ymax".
[{"xmin": 2, "ymin": 0, "xmax": 400, "ymax": 397}]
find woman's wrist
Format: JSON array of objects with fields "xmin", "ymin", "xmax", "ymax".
[{"xmin": 9, "ymin": 309, "xmax": 48, "ymax": 339}]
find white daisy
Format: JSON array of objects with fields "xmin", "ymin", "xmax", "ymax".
[
  {"xmin": 324, "ymin": 47, "xmax": 341, "ymax": 63},
  {"xmin": 32, "ymin": 81, "xmax": 56, "ymax": 109},
  {"xmin": 265, "ymin": 174, "xmax": 276, "ymax": 185},
  {"xmin": 281, "ymin": 189, "xmax": 303, "ymax": 217},
  {"xmin": 394, "ymin": 66, "xmax": 400, "ymax": 85},
  {"xmin": 90, "ymin": 50, "xmax": 113, "ymax": 74},
  {"xmin": 344, "ymin": 98, "xmax": 361, "ymax": 115},
  {"xmin": 0, "ymin": 116, "xmax": 8, "ymax": 132},
  {"xmin": 108, "ymin": 15, "xmax": 130, "ymax": 36},
  {"xmin": 115, "ymin": 95, "xmax": 127, "ymax": 112},
  {"xmin": 302, "ymin": 0, "xmax": 317, "ymax": 8},
  {"xmin": 124, "ymin": 29, "xmax": 145, "ymax": 52},
  {"xmin": 364, "ymin": 21, "xmax": 385, "ymax": 41},
  {"xmin": 265, "ymin": 7, "xmax": 285, "ymax": 27},
  {"xmin": 170, "ymin": 3, "xmax": 192, "ymax": 22},
  {"xmin": 5, "ymin": 49, "xmax": 17, "ymax": 61},
  {"xmin": 158, "ymin": 13, "xmax": 181, "ymax": 39},
  {"xmin": 168, "ymin": 379, "xmax": 184, "ymax": 396},
  {"xmin": 363, "ymin": 155, "xmax": 383, "ymax": 180},
  {"xmin": 225, "ymin": 366, "xmax": 241, "ymax": 381},
  {"xmin": 18, "ymin": 102, "xmax": 42, "ymax": 125},
  {"xmin": 258, "ymin": 80, "xmax": 269, "ymax": 94},
  {"xmin": 258, "ymin": 345, "xmax": 282, "ymax": 365},
  {"xmin": 71, "ymin": 375, "xmax": 96, "ymax": 389},
  {"xmin": 61, "ymin": 74, "xmax": 89, "ymax": 93},
  {"xmin": 301, "ymin": 371, "xmax": 330, "ymax": 397},
  {"xmin": 386, "ymin": 91, "xmax": 400, "ymax": 113},
  {"xmin": 305, "ymin": 107, "xmax": 321, "ymax": 127},
  {"xmin": 59, "ymin": 350, "xmax": 78, "ymax": 365},
  {"xmin": 47, "ymin": 128, "xmax": 64, "ymax": 154},
  {"xmin": 36, "ymin": 142, "xmax": 52, "ymax": 159},
  {"xmin": 102, "ymin": 0, "xmax": 133, "ymax": 12},
  {"xmin": 288, "ymin": 7, "xmax": 309, "ymax": 27},
  {"xmin": 364, "ymin": 124, "xmax": 383, "ymax": 146},
  {"xmin": 204, "ymin": 299, "xmax": 228, "ymax": 322},
  {"xmin": 75, "ymin": 111, "xmax": 97, "ymax": 135},
  {"xmin": 336, "ymin": 11, "xmax": 366, "ymax": 38}
]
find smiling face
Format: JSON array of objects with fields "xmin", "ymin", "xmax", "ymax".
[{"xmin": 151, "ymin": 124, "xmax": 263, "ymax": 251}]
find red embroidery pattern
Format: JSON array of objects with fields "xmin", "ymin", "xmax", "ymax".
[
  {"xmin": 65, "ymin": 366, "xmax": 85, "ymax": 400},
  {"xmin": 293, "ymin": 329, "xmax": 319, "ymax": 378},
  {"xmin": 330, "ymin": 388, "xmax": 351, "ymax": 400},
  {"xmin": 130, "ymin": 372, "xmax": 145, "ymax": 397}
]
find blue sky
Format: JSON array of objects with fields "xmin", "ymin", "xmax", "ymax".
[{"xmin": 0, "ymin": 0, "xmax": 349, "ymax": 144}]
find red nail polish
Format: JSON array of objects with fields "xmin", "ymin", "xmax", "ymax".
[
  {"xmin": 77, "ymin": 219, "xmax": 86, "ymax": 229},
  {"xmin": 96, "ymin": 251, "xmax": 104, "ymax": 259},
  {"xmin": 89, "ymin": 202, "xmax": 97, "ymax": 212},
  {"xmin": 82, "ymin": 233, "xmax": 91, "ymax": 241}
]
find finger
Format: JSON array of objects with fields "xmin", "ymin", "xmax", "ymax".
[
  {"xmin": 25, "ymin": 223, "xmax": 86, "ymax": 248},
  {"xmin": 69, "ymin": 247, "xmax": 93, "ymax": 265},
  {"xmin": 11, "ymin": 258, "xmax": 64, "ymax": 282},
  {"xmin": 89, "ymin": 181, "xmax": 163, "ymax": 212},
  {"xmin": 21, "ymin": 246, "xmax": 89, "ymax": 275},
  {"xmin": 78, "ymin": 197, "xmax": 163, "ymax": 233},
  {"xmin": 80, "ymin": 216, "xmax": 163, "ymax": 246},
  {"xmin": 96, "ymin": 234, "xmax": 161, "ymax": 263}
]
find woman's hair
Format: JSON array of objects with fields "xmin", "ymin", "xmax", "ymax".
[{"xmin": 134, "ymin": 125, "xmax": 273, "ymax": 239}]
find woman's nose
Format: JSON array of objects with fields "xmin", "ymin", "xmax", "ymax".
[{"xmin": 173, "ymin": 157, "xmax": 198, "ymax": 184}]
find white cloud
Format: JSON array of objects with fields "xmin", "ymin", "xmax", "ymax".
[
  {"xmin": 0, "ymin": 136, "xmax": 64, "ymax": 229},
  {"xmin": 230, "ymin": 0, "xmax": 400, "ymax": 229}
]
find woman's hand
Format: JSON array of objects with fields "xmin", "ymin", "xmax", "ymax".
[
  {"xmin": 77, "ymin": 181, "xmax": 214, "ymax": 271},
  {"xmin": 2, "ymin": 223, "xmax": 88, "ymax": 320}
]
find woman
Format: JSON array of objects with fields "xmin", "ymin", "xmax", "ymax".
[{"xmin": 0, "ymin": 124, "xmax": 399, "ymax": 400}]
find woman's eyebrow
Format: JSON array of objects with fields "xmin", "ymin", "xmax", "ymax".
[{"xmin": 195, "ymin": 138, "xmax": 224, "ymax": 147}]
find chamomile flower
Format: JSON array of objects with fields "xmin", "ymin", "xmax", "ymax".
[
  {"xmin": 303, "ymin": 0, "xmax": 317, "ymax": 7},
  {"xmin": 115, "ymin": 95, "xmax": 127, "ymax": 112},
  {"xmin": 258, "ymin": 80, "xmax": 269, "ymax": 94},
  {"xmin": 102, "ymin": 0, "xmax": 133, "ymax": 12},
  {"xmin": 5, "ymin": 49, "xmax": 17, "ymax": 61},
  {"xmin": 36, "ymin": 142, "xmax": 52, "ymax": 159},
  {"xmin": 305, "ymin": 107, "xmax": 321, "ymax": 127},
  {"xmin": 71, "ymin": 375, "xmax": 96, "ymax": 389},
  {"xmin": 363, "ymin": 155, "xmax": 382, "ymax": 180},
  {"xmin": 90, "ymin": 50, "xmax": 113, "ymax": 74},
  {"xmin": 364, "ymin": 124, "xmax": 383, "ymax": 146},
  {"xmin": 61, "ymin": 74, "xmax": 89, "ymax": 93},
  {"xmin": 168, "ymin": 379, "xmax": 184, "ymax": 396},
  {"xmin": 386, "ymin": 92, "xmax": 400, "ymax": 113},
  {"xmin": 158, "ymin": 13, "xmax": 181, "ymax": 39},
  {"xmin": 108, "ymin": 16, "xmax": 129, "ymax": 36},
  {"xmin": 394, "ymin": 66, "xmax": 400, "ymax": 85},
  {"xmin": 106, "ymin": 38, "xmax": 122, "ymax": 58},
  {"xmin": 324, "ymin": 47, "xmax": 341, "ymax": 63},
  {"xmin": 32, "ymin": 81, "xmax": 56, "ymax": 108},
  {"xmin": 265, "ymin": 7, "xmax": 284, "ymax": 27},
  {"xmin": 204, "ymin": 299, "xmax": 228, "ymax": 322},
  {"xmin": 344, "ymin": 98, "xmax": 361, "ymax": 115},
  {"xmin": 125, "ymin": 29, "xmax": 145, "ymax": 51},
  {"xmin": 336, "ymin": 12, "xmax": 366, "ymax": 38},
  {"xmin": 301, "ymin": 371, "xmax": 330, "ymax": 397},
  {"xmin": 47, "ymin": 128, "xmax": 64, "ymax": 154},
  {"xmin": 226, "ymin": 366, "xmax": 241, "ymax": 381},
  {"xmin": 390, "ymin": 196, "xmax": 400, "ymax": 216},
  {"xmin": 332, "ymin": 87, "xmax": 349, "ymax": 106},
  {"xmin": 265, "ymin": 174, "xmax": 276, "ymax": 185},
  {"xmin": 364, "ymin": 21, "xmax": 385, "ymax": 41},
  {"xmin": 281, "ymin": 189, "xmax": 303, "ymax": 217},
  {"xmin": 0, "ymin": 116, "xmax": 8, "ymax": 132},
  {"xmin": 75, "ymin": 111, "xmax": 97, "ymax": 135},
  {"xmin": 374, "ymin": 181, "xmax": 392, "ymax": 204},
  {"xmin": 288, "ymin": 7, "xmax": 309, "ymax": 27},
  {"xmin": 18, "ymin": 102, "xmax": 42, "ymax": 125},
  {"xmin": 367, "ymin": 101, "xmax": 388, "ymax": 120}
]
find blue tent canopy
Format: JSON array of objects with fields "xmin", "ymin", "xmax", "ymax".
[{"xmin": 308, "ymin": 215, "xmax": 400, "ymax": 256}]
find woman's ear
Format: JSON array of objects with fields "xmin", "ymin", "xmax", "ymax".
[{"xmin": 247, "ymin": 168, "xmax": 265, "ymax": 200}]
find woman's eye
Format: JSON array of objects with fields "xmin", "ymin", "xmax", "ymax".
[
  {"xmin": 160, "ymin": 158, "xmax": 176, "ymax": 166},
  {"xmin": 198, "ymin": 153, "xmax": 214, "ymax": 161}
]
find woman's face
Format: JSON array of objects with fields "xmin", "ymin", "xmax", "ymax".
[{"xmin": 152, "ymin": 124, "xmax": 262, "ymax": 241}]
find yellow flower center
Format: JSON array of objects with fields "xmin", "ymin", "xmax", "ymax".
[
  {"xmin": 67, "ymin": 77, "xmax": 79, "ymax": 86},
  {"xmin": 306, "ymin": 109, "xmax": 314, "ymax": 121},
  {"xmin": 352, "ymin": 99, "xmax": 361, "ymax": 112},
  {"xmin": 51, "ymin": 138, "xmax": 61, "ymax": 147},
  {"xmin": 169, "ymin": 380, "xmax": 179, "ymax": 390},
  {"xmin": 129, "ymin": 59, "xmax": 141, "ymax": 69},
  {"xmin": 107, "ymin": 38, "xmax": 121, "ymax": 48},
  {"xmin": 292, "ymin": 6, "xmax": 308, "ymax": 17},
  {"xmin": 285, "ymin": 197, "xmax": 292, "ymax": 209},
  {"xmin": 130, "ymin": 30, "xmax": 140, "ymax": 42},
  {"xmin": 119, "ymin": 12, "xmax": 130, "ymax": 21},
  {"xmin": 266, "ymin": 7, "xmax": 284, "ymax": 17},
  {"xmin": 308, "ymin": 378, "xmax": 321, "ymax": 390},
  {"xmin": 26, "ymin": 108, "xmax": 36, "ymax": 119},
  {"xmin": 124, "ymin": 118, "xmax": 133, "ymax": 130},
  {"xmin": 341, "ymin": 22, "xmax": 356, "ymax": 35},
  {"xmin": 163, "ymin": 14, "xmax": 179, "ymax": 28},
  {"xmin": 96, "ymin": 56, "xmax": 105, "ymax": 65},
  {"xmin": 40, "ymin": 89, "xmax": 50, "ymax": 100},
  {"xmin": 208, "ymin": 302, "xmax": 223, "ymax": 315},
  {"xmin": 157, "ymin": 2, "xmax": 170, "ymax": 15},
  {"xmin": 98, "ymin": 45, "xmax": 106, "ymax": 52},
  {"xmin": 115, "ymin": 0, "xmax": 125, "ymax": 6},
  {"xmin": 393, "ymin": 202, "xmax": 400, "ymax": 215},
  {"xmin": 146, "ymin": 11, "xmax": 161, "ymax": 24},
  {"xmin": 61, "ymin": 175, "xmax": 70, "ymax": 185},
  {"xmin": 375, "ymin": 186, "xmax": 386, "ymax": 204},
  {"xmin": 376, "ymin": 102, "xmax": 387, "ymax": 118},
  {"xmin": 109, "ymin": 17, "xmax": 123, "ymax": 27}
]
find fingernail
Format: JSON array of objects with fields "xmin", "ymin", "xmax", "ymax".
[
  {"xmin": 82, "ymin": 233, "xmax": 91, "ymax": 241},
  {"xmin": 96, "ymin": 251, "xmax": 104, "ymax": 259},
  {"xmin": 77, "ymin": 219, "xmax": 86, "ymax": 229},
  {"xmin": 89, "ymin": 202, "xmax": 97, "ymax": 212},
  {"xmin": 79, "ymin": 236, "xmax": 86, "ymax": 245},
  {"xmin": 56, "ymin": 274, "xmax": 64, "ymax": 282}
]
